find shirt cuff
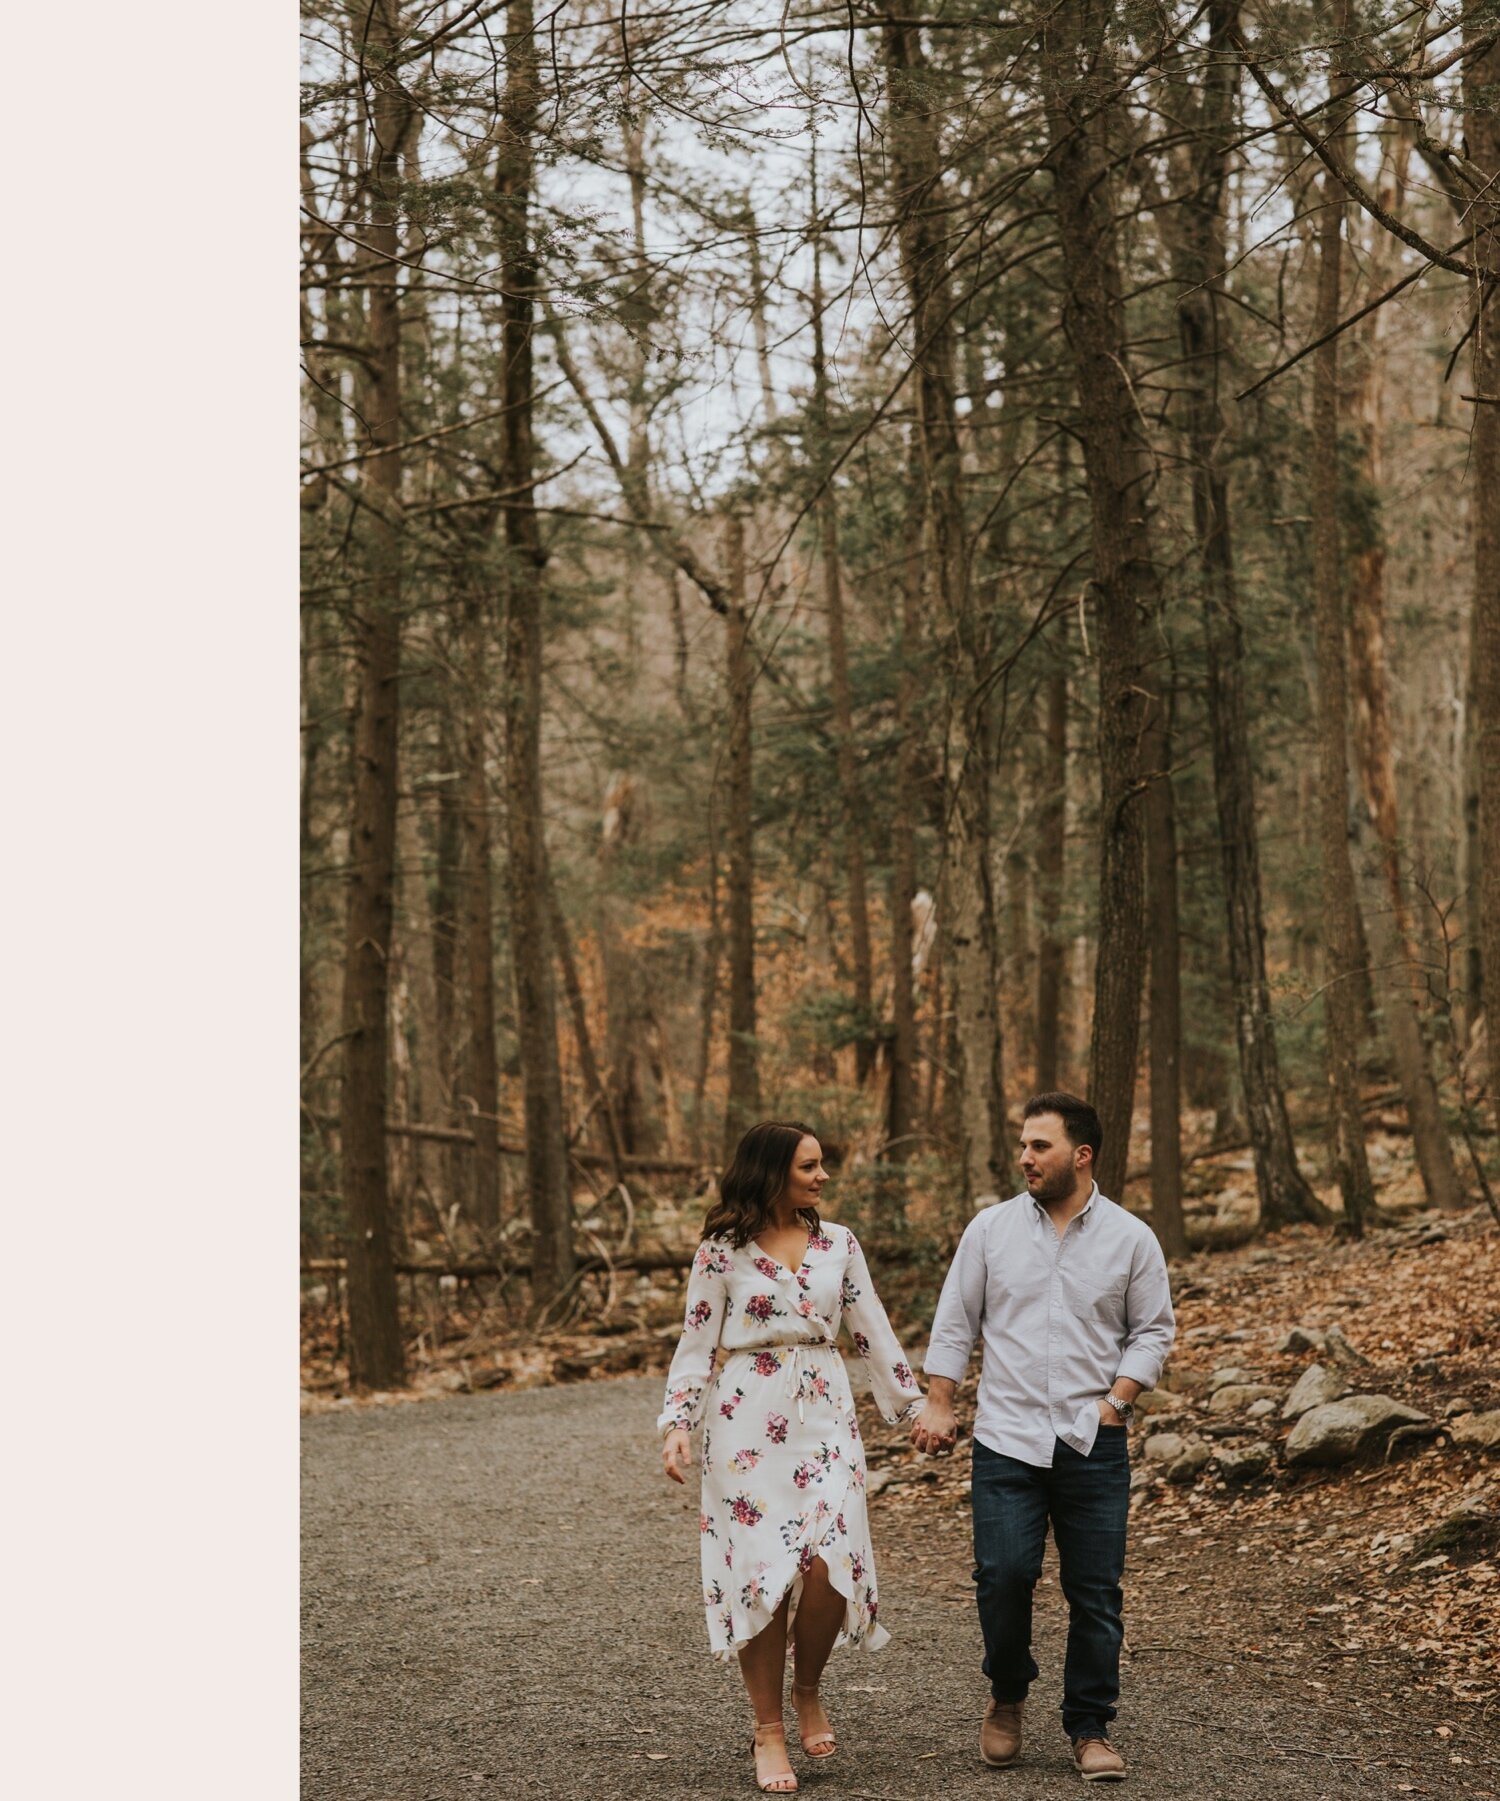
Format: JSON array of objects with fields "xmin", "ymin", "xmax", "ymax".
[
  {"xmin": 1114, "ymin": 1350, "xmax": 1162, "ymax": 1390},
  {"xmin": 922, "ymin": 1347, "xmax": 971, "ymax": 1384}
]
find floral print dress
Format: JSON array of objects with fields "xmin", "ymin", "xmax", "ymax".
[{"xmin": 657, "ymin": 1223, "xmax": 923, "ymax": 1662}]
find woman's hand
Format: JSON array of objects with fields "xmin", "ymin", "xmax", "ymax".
[
  {"xmin": 910, "ymin": 1397, "xmax": 958, "ymax": 1455},
  {"xmin": 662, "ymin": 1428, "xmax": 692, "ymax": 1483}
]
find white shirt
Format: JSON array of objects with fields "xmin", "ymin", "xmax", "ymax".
[{"xmin": 922, "ymin": 1186, "xmax": 1176, "ymax": 1466}]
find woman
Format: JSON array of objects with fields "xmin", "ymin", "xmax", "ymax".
[{"xmin": 658, "ymin": 1121, "xmax": 923, "ymax": 1793}]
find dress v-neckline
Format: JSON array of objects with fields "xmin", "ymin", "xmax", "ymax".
[{"xmin": 751, "ymin": 1229, "xmax": 812, "ymax": 1275}]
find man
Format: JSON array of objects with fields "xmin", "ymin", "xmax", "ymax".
[{"xmin": 910, "ymin": 1092, "xmax": 1175, "ymax": 1783}]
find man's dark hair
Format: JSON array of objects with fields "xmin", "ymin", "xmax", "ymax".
[{"xmin": 1022, "ymin": 1092, "xmax": 1102, "ymax": 1161}]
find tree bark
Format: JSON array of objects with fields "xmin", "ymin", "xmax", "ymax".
[
  {"xmin": 1344, "ymin": 120, "xmax": 1466, "ymax": 1213},
  {"xmin": 811, "ymin": 209, "xmax": 875, "ymax": 1084},
  {"xmin": 459, "ymin": 591, "xmax": 502, "ymax": 1230},
  {"xmin": 337, "ymin": 0, "xmax": 409, "ymax": 1389},
  {"xmin": 1310, "ymin": 67, "xmax": 1376, "ymax": 1233},
  {"xmin": 1035, "ymin": 656, "xmax": 1068, "ymax": 1092},
  {"xmin": 1172, "ymin": 0, "xmax": 1325, "ymax": 1228},
  {"xmin": 886, "ymin": 429, "xmax": 925, "ymax": 1163},
  {"xmin": 1143, "ymin": 675, "xmax": 1186, "ymax": 1257},
  {"xmin": 497, "ymin": 0, "xmax": 574, "ymax": 1307},
  {"xmin": 1467, "ymin": 1, "xmax": 1500, "ymax": 1128},
  {"xmin": 886, "ymin": 15, "xmax": 1006, "ymax": 1202},
  {"xmin": 723, "ymin": 514, "xmax": 760, "ymax": 1154},
  {"xmin": 1040, "ymin": 0, "xmax": 1155, "ymax": 1201}
]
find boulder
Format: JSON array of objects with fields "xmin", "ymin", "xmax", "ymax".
[
  {"xmin": 1282, "ymin": 1362, "xmax": 1347, "ymax": 1421},
  {"xmin": 1248, "ymin": 1399, "xmax": 1276, "ymax": 1419},
  {"xmin": 1143, "ymin": 1432, "xmax": 1188, "ymax": 1464},
  {"xmin": 1166, "ymin": 1441, "xmax": 1212, "ymax": 1483},
  {"xmin": 1208, "ymin": 1365, "xmax": 1260, "ymax": 1392},
  {"xmin": 1209, "ymin": 1383, "xmax": 1282, "ymax": 1414},
  {"xmin": 1136, "ymin": 1387, "xmax": 1190, "ymax": 1416},
  {"xmin": 1444, "ymin": 1398, "xmax": 1475, "ymax": 1419},
  {"xmin": 1284, "ymin": 1395, "xmax": 1430, "ymax": 1468},
  {"xmin": 1323, "ymin": 1325, "xmax": 1368, "ymax": 1368},
  {"xmin": 1215, "ymin": 1443, "xmax": 1273, "ymax": 1482},
  {"xmin": 1449, "ymin": 1410, "xmax": 1500, "ymax": 1452},
  {"xmin": 1277, "ymin": 1326, "xmax": 1328, "ymax": 1355}
]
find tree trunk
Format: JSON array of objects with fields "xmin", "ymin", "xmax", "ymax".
[
  {"xmin": 1310, "ymin": 73, "xmax": 1376, "ymax": 1234},
  {"xmin": 1467, "ymin": 1, "xmax": 1500, "ymax": 1128},
  {"xmin": 1035, "ymin": 657, "xmax": 1068, "ymax": 1092},
  {"xmin": 546, "ymin": 852, "xmax": 625, "ymax": 1184},
  {"xmin": 1173, "ymin": 0, "xmax": 1325, "ymax": 1228},
  {"xmin": 811, "ymin": 213, "xmax": 875, "ymax": 1084},
  {"xmin": 1344, "ymin": 120, "xmax": 1465, "ymax": 1213},
  {"xmin": 395, "ymin": 798, "xmax": 446, "ymax": 1211},
  {"xmin": 498, "ymin": 0, "xmax": 574, "ymax": 1307},
  {"xmin": 337, "ymin": 0, "xmax": 409, "ymax": 1389},
  {"xmin": 431, "ymin": 725, "xmax": 466, "ymax": 1205},
  {"xmin": 886, "ymin": 430, "xmax": 925, "ymax": 1163},
  {"xmin": 459, "ymin": 592, "xmax": 502, "ymax": 1230},
  {"xmin": 886, "ymin": 15, "xmax": 1006, "ymax": 1202},
  {"xmin": 723, "ymin": 515, "xmax": 760, "ymax": 1155},
  {"xmin": 1040, "ymin": 0, "xmax": 1155, "ymax": 1201},
  {"xmin": 1143, "ymin": 677, "xmax": 1186, "ymax": 1257}
]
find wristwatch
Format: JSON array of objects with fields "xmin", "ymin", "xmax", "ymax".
[{"xmin": 1103, "ymin": 1393, "xmax": 1135, "ymax": 1423}]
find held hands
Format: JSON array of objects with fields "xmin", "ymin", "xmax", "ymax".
[
  {"xmin": 661, "ymin": 1428, "xmax": 692, "ymax": 1484},
  {"xmin": 909, "ymin": 1398, "xmax": 959, "ymax": 1456}
]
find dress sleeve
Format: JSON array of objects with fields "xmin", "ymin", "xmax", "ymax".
[
  {"xmin": 838, "ymin": 1229, "xmax": 924, "ymax": 1425},
  {"xmin": 655, "ymin": 1240, "xmax": 730, "ymax": 1438}
]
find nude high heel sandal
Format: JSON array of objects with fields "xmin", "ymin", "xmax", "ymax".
[
  {"xmin": 750, "ymin": 1723, "xmax": 798, "ymax": 1793},
  {"xmin": 791, "ymin": 1683, "xmax": 837, "ymax": 1758}
]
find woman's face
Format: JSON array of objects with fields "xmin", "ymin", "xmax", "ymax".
[{"xmin": 782, "ymin": 1135, "xmax": 827, "ymax": 1211}]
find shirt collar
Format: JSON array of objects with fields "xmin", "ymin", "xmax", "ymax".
[{"xmin": 1030, "ymin": 1180, "xmax": 1101, "ymax": 1222}]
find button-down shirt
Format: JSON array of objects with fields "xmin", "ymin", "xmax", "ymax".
[{"xmin": 922, "ymin": 1185, "xmax": 1175, "ymax": 1467}]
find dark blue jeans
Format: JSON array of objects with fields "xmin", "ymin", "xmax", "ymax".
[{"xmin": 971, "ymin": 1431, "xmax": 1130, "ymax": 1740}]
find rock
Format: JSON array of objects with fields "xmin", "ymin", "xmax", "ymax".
[
  {"xmin": 1444, "ymin": 1398, "xmax": 1475, "ymax": 1419},
  {"xmin": 865, "ymin": 1467, "xmax": 901, "ymax": 1498},
  {"xmin": 1166, "ymin": 1441, "xmax": 1212, "ymax": 1483},
  {"xmin": 1129, "ymin": 1467, "xmax": 1152, "ymax": 1494},
  {"xmin": 1208, "ymin": 1365, "xmax": 1260, "ymax": 1392},
  {"xmin": 1144, "ymin": 1432, "xmax": 1188, "ymax": 1464},
  {"xmin": 1248, "ymin": 1399, "xmax": 1276, "ymax": 1419},
  {"xmin": 1282, "ymin": 1362, "xmax": 1348, "ymax": 1421},
  {"xmin": 1277, "ymin": 1326, "xmax": 1328, "ymax": 1355},
  {"xmin": 1323, "ymin": 1325, "xmax": 1368, "ymax": 1368},
  {"xmin": 1449, "ymin": 1410, "xmax": 1500, "ymax": 1451},
  {"xmin": 1284, "ymin": 1395, "xmax": 1430, "ymax": 1467},
  {"xmin": 1136, "ymin": 1387, "xmax": 1190, "ymax": 1416},
  {"xmin": 1208, "ymin": 1383, "xmax": 1282, "ymax": 1414},
  {"xmin": 1169, "ymin": 1369, "xmax": 1211, "ymax": 1397},
  {"xmin": 1215, "ymin": 1443, "xmax": 1273, "ymax": 1482}
]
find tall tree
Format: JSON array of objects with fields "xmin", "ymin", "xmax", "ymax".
[
  {"xmin": 723, "ymin": 514, "xmax": 761, "ymax": 1153},
  {"xmin": 886, "ymin": 15, "xmax": 1007, "ymax": 1203},
  {"xmin": 1034, "ymin": 651, "xmax": 1069, "ymax": 1092},
  {"xmin": 1040, "ymin": 0, "xmax": 1156, "ymax": 1200},
  {"xmin": 336, "ymin": 0, "xmax": 410, "ymax": 1388},
  {"xmin": 1467, "ymin": 1, "xmax": 1500, "ymax": 1127},
  {"xmin": 1169, "ymin": 0, "xmax": 1326, "ymax": 1228},
  {"xmin": 498, "ymin": 0, "xmax": 574, "ymax": 1306},
  {"xmin": 1143, "ymin": 663, "xmax": 1186, "ymax": 1257},
  {"xmin": 810, "ymin": 180, "xmax": 875, "ymax": 1085},
  {"xmin": 1309, "ymin": 50, "xmax": 1376, "ymax": 1233}
]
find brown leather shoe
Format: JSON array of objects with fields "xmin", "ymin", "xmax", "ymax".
[
  {"xmin": 980, "ymin": 1699, "xmax": 1023, "ymax": 1767},
  {"xmin": 1072, "ymin": 1736, "xmax": 1126, "ymax": 1781}
]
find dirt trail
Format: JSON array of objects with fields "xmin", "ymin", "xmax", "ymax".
[{"xmin": 302, "ymin": 1375, "xmax": 1493, "ymax": 1800}]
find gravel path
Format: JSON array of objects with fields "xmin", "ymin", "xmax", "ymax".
[{"xmin": 303, "ymin": 1375, "xmax": 1492, "ymax": 1801}]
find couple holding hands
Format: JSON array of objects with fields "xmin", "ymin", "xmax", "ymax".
[{"xmin": 657, "ymin": 1095, "xmax": 1176, "ymax": 1791}]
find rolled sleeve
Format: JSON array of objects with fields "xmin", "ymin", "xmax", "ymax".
[
  {"xmin": 922, "ymin": 1215, "xmax": 987, "ymax": 1384},
  {"xmin": 1113, "ymin": 1235, "xmax": 1176, "ymax": 1390}
]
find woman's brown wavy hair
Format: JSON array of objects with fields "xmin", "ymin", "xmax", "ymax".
[{"xmin": 702, "ymin": 1120, "xmax": 822, "ymax": 1249}]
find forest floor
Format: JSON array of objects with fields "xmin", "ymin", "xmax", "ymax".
[{"xmin": 303, "ymin": 1202, "xmax": 1500, "ymax": 1799}]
